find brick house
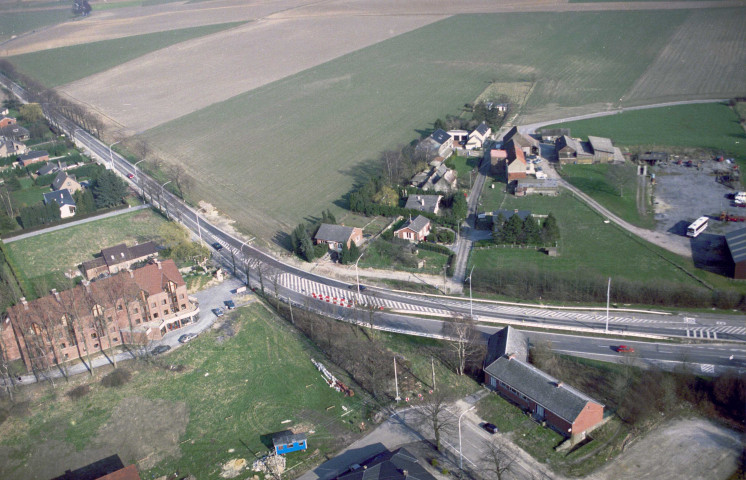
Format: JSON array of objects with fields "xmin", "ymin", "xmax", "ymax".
[
  {"xmin": 466, "ymin": 122, "xmax": 491, "ymax": 150},
  {"xmin": 43, "ymin": 189, "xmax": 76, "ymax": 218},
  {"xmin": 405, "ymin": 194, "xmax": 442, "ymax": 214},
  {"xmin": 81, "ymin": 242, "xmax": 159, "ymax": 279},
  {"xmin": 51, "ymin": 171, "xmax": 82, "ymax": 194},
  {"xmin": 394, "ymin": 215, "xmax": 431, "ymax": 242},
  {"xmin": 18, "ymin": 150, "xmax": 49, "ymax": 167},
  {"xmin": 416, "ymin": 129, "xmax": 454, "ymax": 159},
  {"xmin": 0, "ymin": 138, "xmax": 28, "ymax": 158},
  {"xmin": 502, "ymin": 126, "xmax": 539, "ymax": 155},
  {"xmin": 504, "ymin": 140, "xmax": 527, "ymax": 181},
  {"xmin": 1, "ymin": 259, "xmax": 199, "ymax": 373},
  {"xmin": 314, "ymin": 224, "xmax": 363, "ymax": 252},
  {"xmin": 0, "ymin": 115, "xmax": 16, "ymax": 128},
  {"xmin": 483, "ymin": 327, "xmax": 604, "ymax": 440},
  {"xmin": 0, "ymin": 124, "xmax": 30, "ymax": 141}
]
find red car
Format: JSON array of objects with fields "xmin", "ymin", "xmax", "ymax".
[
  {"xmin": 616, "ymin": 345, "xmax": 634, "ymax": 353},
  {"xmin": 126, "ymin": 173, "xmax": 135, "ymax": 179}
]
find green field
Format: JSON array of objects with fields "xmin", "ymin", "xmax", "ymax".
[
  {"xmin": 4, "ymin": 208, "xmax": 167, "ymax": 285},
  {"xmin": 472, "ymin": 189, "xmax": 699, "ymax": 285},
  {"xmin": 145, "ymin": 10, "xmax": 689, "ymax": 241},
  {"xmin": 545, "ymin": 103, "xmax": 746, "ymax": 162},
  {"xmin": 9, "ymin": 22, "xmax": 245, "ymax": 88},
  {"xmin": 0, "ymin": 8, "xmax": 71, "ymax": 43},
  {"xmin": 0, "ymin": 303, "xmax": 369, "ymax": 479}
]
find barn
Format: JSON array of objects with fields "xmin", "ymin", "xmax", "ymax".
[{"xmin": 724, "ymin": 227, "xmax": 746, "ymax": 279}]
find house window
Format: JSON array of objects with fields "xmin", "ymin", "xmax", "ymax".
[
  {"xmin": 91, "ymin": 332, "xmax": 97, "ymax": 339},
  {"xmin": 94, "ymin": 343, "xmax": 99, "ymax": 348},
  {"xmin": 180, "ymin": 294, "xmax": 184, "ymax": 299},
  {"xmin": 134, "ymin": 307, "xmax": 139, "ymax": 314},
  {"xmin": 92, "ymin": 304, "xmax": 104, "ymax": 317},
  {"xmin": 61, "ymin": 315, "xmax": 68, "ymax": 326},
  {"xmin": 162, "ymin": 299, "xmax": 167, "ymax": 305},
  {"xmin": 113, "ymin": 337, "xmax": 118, "ymax": 342},
  {"xmin": 151, "ymin": 302, "xmax": 156, "ymax": 308},
  {"xmin": 60, "ymin": 343, "xmax": 66, "ymax": 349},
  {"xmin": 181, "ymin": 304, "xmax": 186, "ymax": 310},
  {"xmin": 107, "ymin": 316, "xmax": 113, "ymax": 322},
  {"xmin": 64, "ymin": 353, "xmax": 69, "ymax": 359},
  {"xmin": 135, "ymin": 318, "xmax": 141, "ymax": 324},
  {"xmin": 163, "ymin": 310, "xmax": 169, "ymax": 316},
  {"xmin": 117, "ymin": 305, "xmax": 123, "ymax": 311},
  {"xmin": 153, "ymin": 313, "xmax": 159, "ymax": 319}
]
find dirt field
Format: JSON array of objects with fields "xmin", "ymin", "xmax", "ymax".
[
  {"xmin": 652, "ymin": 157, "xmax": 743, "ymax": 274},
  {"xmin": 591, "ymin": 418, "xmax": 743, "ymax": 480}
]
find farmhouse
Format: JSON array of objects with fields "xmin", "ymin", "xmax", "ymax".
[
  {"xmin": 555, "ymin": 135, "xmax": 593, "ymax": 164},
  {"xmin": 538, "ymin": 128, "xmax": 570, "ymax": 142},
  {"xmin": 416, "ymin": 129, "xmax": 454, "ymax": 159},
  {"xmin": 0, "ymin": 138, "xmax": 28, "ymax": 158},
  {"xmin": 394, "ymin": 215, "xmax": 431, "ymax": 242},
  {"xmin": 0, "ymin": 124, "xmax": 30, "ymax": 141},
  {"xmin": 43, "ymin": 190, "xmax": 76, "ymax": 218},
  {"xmin": 18, "ymin": 150, "xmax": 50, "ymax": 167},
  {"xmin": 52, "ymin": 171, "xmax": 82, "ymax": 194},
  {"xmin": 484, "ymin": 327, "xmax": 605, "ymax": 439},
  {"xmin": 588, "ymin": 136, "xmax": 615, "ymax": 163},
  {"xmin": 336, "ymin": 447, "xmax": 436, "ymax": 480},
  {"xmin": 405, "ymin": 194, "xmax": 441, "ymax": 214},
  {"xmin": 82, "ymin": 241, "xmax": 159, "ymax": 279},
  {"xmin": 272, "ymin": 431, "xmax": 308, "ymax": 455},
  {"xmin": 724, "ymin": 227, "xmax": 746, "ymax": 279},
  {"xmin": 514, "ymin": 178, "xmax": 560, "ymax": 197},
  {"xmin": 423, "ymin": 164, "xmax": 457, "ymax": 193},
  {"xmin": 502, "ymin": 126, "xmax": 539, "ymax": 155},
  {"xmin": 1, "ymin": 259, "xmax": 199, "ymax": 373},
  {"xmin": 466, "ymin": 122, "xmax": 491, "ymax": 150},
  {"xmin": 314, "ymin": 224, "xmax": 363, "ymax": 252},
  {"xmin": 489, "ymin": 148, "xmax": 508, "ymax": 176},
  {"xmin": 0, "ymin": 115, "xmax": 16, "ymax": 128},
  {"xmin": 505, "ymin": 140, "xmax": 528, "ymax": 182}
]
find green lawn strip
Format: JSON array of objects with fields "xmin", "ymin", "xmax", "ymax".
[
  {"xmin": 144, "ymin": 10, "xmax": 687, "ymax": 239},
  {"xmin": 11, "ymin": 184, "xmax": 49, "ymax": 208},
  {"xmin": 560, "ymin": 163, "xmax": 654, "ymax": 228},
  {"xmin": 3, "ymin": 208, "xmax": 167, "ymax": 281},
  {"xmin": 0, "ymin": 9, "xmax": 71, "ymax": 42},
  {"xmin": 446, "ymin": 155, "xmax": 479, "ymax": 186},
  {"xmin": 9, "ymin": 22, "xmax": 246, "ymax": 88}
]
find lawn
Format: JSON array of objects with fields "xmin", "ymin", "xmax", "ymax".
[
  {"xmin": 446, "ymin": 155, "xmax": 480, "ymax": 187},
  {"xmin": 0, "ymin": 303, "xmax": 370, "ymax": 479},
  {"xmin": 4, "ymin": 208, "xmax": 168, "ymax": 292},
  {"xmin": 544, "ymin": 103, "xmax": 746, "ymax": 164},
  {"xmin": 9, "ymin": 22, "xmax": 246, "ymax": 88},
  {"xmin": 360, "ymin": 237, "xmax": 450, "ymax": 275},
  {"xmin": 561, "ymin": 163, "xmax": 654, "ymax": 228},
  {"xmin": 144, "ymin": 10, "xmax": 689, "ymax": 241},
  {"xmin": 10, "ymin": 183, "xmax": 48, "ymax": 208},
  {"xmin": 471, "ymin": 189, "xmax": 700, "ymax": 285}
]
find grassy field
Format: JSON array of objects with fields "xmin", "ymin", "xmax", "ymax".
[
  {"xmin": 0, "ymin": 303, "xmax": 371, "ymax": 479},
  {"xmin": 9, "ymin": 22, "xmax": 245, "ymax": 88},
  {"xmin": 561, "ymin": 163, "xmax": 654, "ymax": 228},
  {"xmin": 472, "ymin": 189, "xmax": 700, "ymax": 285},
  {"xmin": 545, "ymin": 103, "xmax": 746, "ymax": 162},
  {"xmin": 4, "ymin": 208, "xmax": 167, "ymax": 288},
  {"xmin": 144, "ymin": 10, "xmax": 690, "ymax": 241},
  {"xmin": 0, "ymin": 8, "xmax": 71, "ymax": 43}
]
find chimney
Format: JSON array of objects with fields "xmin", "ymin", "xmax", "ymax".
[
  {"xmin": 128, "ymin": 268, "xmax": 134, "ymax": 278},
  {"xmin": 507, "ymin": 353, "xmax": 516, "ymax": 360},
  {"xmin": 155, "ymin": 259, "xmax": 162, "ymax": 270},
  {"xmin": 402, "ymin": 470, "xmax": 408, "ymax": 478},
  {"xmin": 20, "ymin": 297, "xmax": 28, "ymax": 310},
  {"xmin": 82, "ymin": 280, "xmax": 91, "ymax": 292},
  {"xmin": 556, "ymin": 381, "xmax": 563, "ymax": 388},
  {"xmin": 51, "ymin": 288, "xmax": 60, "ymax": 301}
]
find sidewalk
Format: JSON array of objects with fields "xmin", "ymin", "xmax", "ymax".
[{"xmin": 2, "ymin": 204, "xmax": 151, "ymax": 243}]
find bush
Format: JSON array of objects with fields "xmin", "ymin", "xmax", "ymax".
[
  {"xmin": 100, "ymin": 368, "xmax": 132, "ymax": 388},
  {"xmin": 417, "ymin": 241, "xmax": 452, "ymax": 256},
  {"xmin": 66, "ymin": 384, "xmax": 90, "ymax": 400}
]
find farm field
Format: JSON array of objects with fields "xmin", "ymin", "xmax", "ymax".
[
  {"xmin": 0, "ymin": 7, "xmax": 71, "ymax": 43},
  {"xmin": 472, "ymin": 189, "xmax": 701, "ymax": 285},
  {"xmin": 4, "ymin": 208, "xmax": 167, "ymax": 290},
  {"xmin": 143, "ymin": 10, "xmax": 694, "ymax": 241},
  {"xmin": 0, "ymin": 303, "xmax": 370, "ymax": 479},
  {"xmin": 545, "ymin": 102, "xmax": 746, "ymax": 161},
  {"xmin": 8, "ymin": 22, "xmax": 245, "ymax": 88}
]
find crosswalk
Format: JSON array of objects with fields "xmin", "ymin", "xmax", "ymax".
[
  {"xmin": 279, "ymin": 274, "xmax": 449, "ymax": 315},
  {"xmin": 700, "ymin": 364, "xmax": 715, "ymax": 374}
]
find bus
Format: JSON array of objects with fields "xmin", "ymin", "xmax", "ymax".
[{"xmin": 687, "ymin": 216, "xmax": 709, "ymax": 237}]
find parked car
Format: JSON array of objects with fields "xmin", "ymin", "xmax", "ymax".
[
  {"xmin": 225, "ymin": 299, "xmax": 236, "ymax": 310},
  {"xmin": 616, "ymin": 345, "xmax": 634, "ymax": 353},
  {"xmin": 212, "ymin": 307, "xmax": 224, "ymax": 317},
  {"xmin": 179, "ymin": 333, "xmax": 197, "ymax": 343},
  {"xmin": 126, "ymin": 173, "xmax": 135, "ymax": 179},
  {"xmin": 212, "ymin": 242, "xmax": 223, "ymax": 251},
  {"xmin": 482, "ymin": 422, "xmax": 498, "ymax": 434},
  {"xmin": 348, "ymin": 284, "xmax": 367, "ymax": 291},
  {"xmin": 151, "ymin": 345, "xmax": 171, "ymax": 355}
]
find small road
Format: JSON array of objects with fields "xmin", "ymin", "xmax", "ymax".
[{"xmin": 2, "ymin": 204, "xmax": 151, "ymax": 243}]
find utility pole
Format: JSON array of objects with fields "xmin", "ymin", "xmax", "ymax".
[
  {"xmin": 467, "ymin": 265, "xmax": 474, "ymax": 318},
  {"xmin": 431, "ymin": 357, "xmax": 436, "ymax": 391},
  {"xmin": 394, "ymin": 356, "xmax": 400, "ymax": 402},
  {"xmin": 605, "ymin": 277, "xmax": 611, "ymax": 333}
]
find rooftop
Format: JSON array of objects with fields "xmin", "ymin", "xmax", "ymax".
[
  {"xmin": 315, "ymin": 224, "xmax": 357, "ymax": 244},
  {"xmin": 725, "ymin": 227, "xmax": 746, "ymax": 263}
]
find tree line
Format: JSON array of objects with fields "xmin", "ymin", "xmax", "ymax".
[{"xmin": 490, "ymin": 212, "xmax": 560, "ymax": 246}]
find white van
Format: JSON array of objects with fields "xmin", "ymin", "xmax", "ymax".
[{"xmin": 735, "ymin": 192, "xmax": 746, "ymax": 204}]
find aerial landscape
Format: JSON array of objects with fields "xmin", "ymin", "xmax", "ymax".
[{"xmin": 0, "ymin": 0, "xmax": 744, "ymax": 479}]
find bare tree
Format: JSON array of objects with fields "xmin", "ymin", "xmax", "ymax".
[
  {"xmin": 443, "ymin": 314, "xmax": 480, "ymax": 376},
  {"xmin": 483, "ymin": 439, "xmax": 515, "ymax": 480},
  {"xmin": 416, "ymin": 389, "xmax": 456, "ymax": 451}
]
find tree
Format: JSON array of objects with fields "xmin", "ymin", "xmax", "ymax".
[
  {"xmin": 502, "ymin": 214, "xmax": 523, "ymax": 244},
  {"xmin": 416, "ymin": 389, "xmax": 456, "ymax": 451},
  {"xmin": 492, "ymin": 212, "xmax": 506, "ymax": 243},
  {"xmin": 73, "ymin": 189, "xmax": 95, "ymax": 214},
  {"xmin": 372, "ymin": 185, "xmax": 399, "ymax": 207},
  {"xmin": 434, "ymin": 118, "xmax": 446, "ymax": 131},
  {"xmin": 158, "ymin": 223, "xmax": 209, "ymax": 266},
  {"xmin": 321, "ymin": 209, "xmax": 336, "ymax": 225},
  {"xmin": 451, "ymin": 193, "xmax": 467, "ymax": 220},
  {"xmin": 541, "ymin": 213, "xmax": 560, "ymax": 245},
  {"xmin": 92, "ymin": 170, "xmax": 127, "ymax": 208},
  {"xmin": 19, "ymin": 103, "xmax": 43, "ymax": 123},
  {"xmin": 523, "ymin": 216, "xmax": 542, "ymax": 245},
  {"xmin": 483, "ymin": 440, "xmax": 516, "ymax": 480},
  {"xmin": 443, "ymin": 315, "xmax": 481, "ymax": 376},
  {"xmin": 291, "ymin": 223, "xmax": 315, "ymax": 262}
]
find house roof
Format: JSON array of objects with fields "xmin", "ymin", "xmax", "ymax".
[
  {"xmin": 272, "ymin": 430, "xmax": 307, "ymax": 447},
  {"xmin": 588, "ymin": 136, "xmax": 614, "ymax": 154},
  {"xmin": 43, "ymin": 189, "xmax": 75, "ymax": 207},
  {"xmin": 490, "ymin": 149, "xmax": 508, "ymax": 160},
  {"xmin": 725, "ymin": 227, "xmax": 746, "ymax": 264},
  {"xmin": 100, "ymin": 242, "xmax": 158, "ymax": 267},
  {"xmin": 132, "ymin": 259, "xmax": 184, "ymax": 296},
  {"xmin": 36, "ymin": 162, "xmax": 59, "ymax": 176},
  {"xmin": 516, "ymin": 178, "xmax": 559, "ymax": 189},
  {"xmin": 474, "ymin": 122, "xmax": 490, "ymax": 136},
  {"xmin": 0, "ymin": 125, "xmax": 30, "ymax": 138},
  {"xmin": 491, "ymin": 209, "xmax": 532, "ymax": 222},
  {"xmin": 97, "ymin": 465, "xmax": 142, "ymax": 480},
  {"xmin": 52, "ymin": 171, "xmax": 77, "ymax": 190},
  {"xmin": 397, "ymin": 215, "xmax": 430, "ymax": 235},
  {"xmin": 485, "ymin": 326, "xmax": 528, "ymax": 366},
  {"xmin": 337, "ymin": 447, "xmax": 436, "ymax": 480},
  {"xmin": 503, "ymin": 126, "xmax": 538, "ymax": 148},
  {"xmin": 19, "ymin": 150, "xmax": 48, "ymax": 162},
  {"xmin": 484, "ymin": 355, "xmax": 603, "ymax": 424},
  {"xmin": 315, "ymin": 224, "xmax": 357, "ymax": 244},
  {"xmin": 81, "ymin": 256, "xmax": 107, "ymax": 272},
  {"xmin": 430, "ymin": 129, "xmax": 451, "ymax": 145},
  {"xmin": 505, "ymin": 140, "xmax": 525, "ymax": 164},
  {"xmin": 405, "ymin": 195, "xmax": 441, "ymax": 213}
]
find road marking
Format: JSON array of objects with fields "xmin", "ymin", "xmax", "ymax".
[{"xmin": 700, "ymin": 364, "xmax": 715, "ymax": 374}]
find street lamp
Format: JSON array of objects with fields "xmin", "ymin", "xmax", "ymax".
[
  {"xmin": 466, "ymin": 265, "xmax": 474, "ymax": 318},
  {"xmin": 458, "ymin": 405, "xmax": 476, "ymax": 469},
  {"xmin": 108, "ymin": 140, "xmax": 122, "ymax": 170},
  {"xmin": 605, "ymin": 277, "xmax": 611, "ymax": 333},
  {"xmin": 159, "ymin": 180, "xmax": 171, "ymax": 211},
  {"xmin": 354, "ymin": 251, "xmax": 365, "ymax": 297}
]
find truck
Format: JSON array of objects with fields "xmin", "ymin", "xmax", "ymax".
[{"xmin": 735, "ymin": 192, "xmax": 746, "ymax": 205}]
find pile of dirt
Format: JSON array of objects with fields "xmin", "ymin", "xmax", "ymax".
[
  {"xmin": 251, "ymin": 453, "xmax": 285, "ymax": 476},
  {"xmin": 220, "ymin": 458, "xmax": 247, "ymax": 478}
]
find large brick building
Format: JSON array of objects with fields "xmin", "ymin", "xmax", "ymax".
[
  {"xmin": 483, "ymin": 327, "xmax": 604, "ymax": 440},
  {"xmin": 1, "ymin": 259, "xmax": 198, "ymax": 373}
]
